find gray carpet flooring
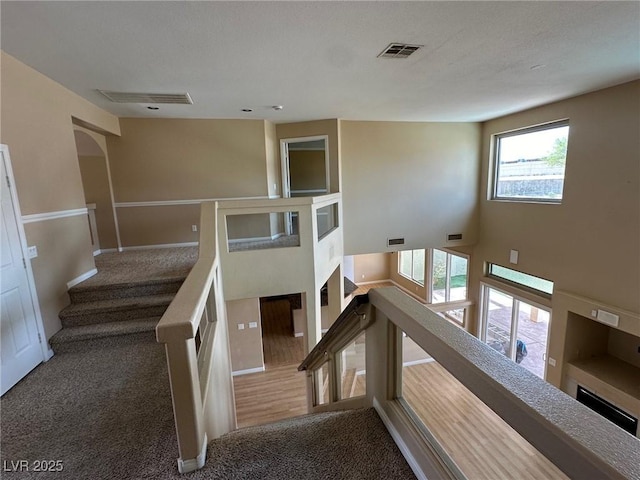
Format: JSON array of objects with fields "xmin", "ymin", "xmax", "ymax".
[
  {"xmin": 79, "ymin": 247, "xmax": 198, "ymax": 288},
  {"xmin": 1, "ymin": 338, "xmax": 415, "ymax": 479}
]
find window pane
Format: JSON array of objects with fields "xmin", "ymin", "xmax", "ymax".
[
  {"xmin": 412, "ymin": 249, "xmax": 425, "ymax": 285},
  {"xmin": 449, "ymin": 254, "xmax": 468, "ymax": 301},
  {"xmin": 431, "ymin": 249, "xmax": 447, "ymax": 303},
  {"xmin": 313, "ymin": 363, "xmax": 330, "ymax": 406},
  {"xmin": 399, "ymin": 251, "xmax": 412, "ymax": 279},
  {"xmin": 514, "ymin": 303, "xmax": 550, "ymax": 379},
  {"xmin": 490, "ymin": 264, "xmax": 553, "ymax": 295},
  {"xmin": 338, "ymin": 331, "xmax": 366, "ymax": 400},
  {"xmin": 485, "ymin": 288, "xmax": 513, "ymax": 357},
  {"xmin": 495, "ymin": 124, "xmax": 569, "ymax": 202}
]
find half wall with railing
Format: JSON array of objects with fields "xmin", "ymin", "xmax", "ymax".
[
  {"xmin": 156, "ymin": 202, "xmax": 236, "ymax": 473},
  {"xmin": 299, "ymin": 287, "xmax": 639, "ymax": 480}
]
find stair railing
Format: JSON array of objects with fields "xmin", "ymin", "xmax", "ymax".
[
  {"xmin": 156, "ymin": 201, "xmax": 236, "ymax": 473},
  {"xmin": 299, "ymin": 286, "xmax": 639, "ymax": 480}
]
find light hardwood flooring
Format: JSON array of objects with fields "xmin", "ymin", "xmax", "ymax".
[
  {"xmin": 233, "ymin": 297, "xmax": 307, "ymax": 428},
  {"xmin": 403, "ymin": 361, "xmax": 568, "ymax": 480}
]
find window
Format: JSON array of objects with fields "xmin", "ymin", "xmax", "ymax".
[
  {"xmin": 431, "ymin": 249, "xmax": 468, "ymax": 303},
  {"xmin": 480, "ymin": 284, "xmax": 551, "ymax": 379},
  {"xmin": 488, "ymin": 264, "xmax": 553, "ymax": 296},
  {"xmin": 492, "ymin": 121, "xmax": 569, "ymax": 202},
  {"xmin": 399, "ymin": 249, "xmax": 425, "ymax": 285}
]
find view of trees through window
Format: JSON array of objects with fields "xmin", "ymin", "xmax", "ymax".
[{"xmin": 494, "ymin": 122, "xmax": 569, "ymax": 202}]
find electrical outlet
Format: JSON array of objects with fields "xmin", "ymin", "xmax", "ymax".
[
  {"xmin": 548, "ymin": 357, "xmax": 556, "ymax": 367},
  {"xmin": 27, "ymin": 246, "xmax": 38, "ymax": 258},
  {"xmin": 191, "ymin": 225, "xmax": 198, "ymax": 232}
]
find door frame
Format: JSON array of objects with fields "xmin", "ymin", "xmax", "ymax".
[
  {"xmin": 1, "ymin": 144, "xmax": 50, "ymax": 361},
  {"xmin": 280, "ymin": 135, "xmax": 330, "ymax": 235},
  {"xmin": 479, "ymin": 281, "xmax": 551, "ymax": 378}
]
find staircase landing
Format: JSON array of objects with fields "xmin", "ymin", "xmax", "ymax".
[{"xmin": 51, "ymin": 247, "xmax": 198, "ymax": 354}]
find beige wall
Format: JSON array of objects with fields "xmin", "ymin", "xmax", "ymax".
[
  {"xmin": 354, "ymin": 253, "xmax": 391, "ymax": 283},
  {"xmin": 473, "ymin": 81, "xmax": 640, "ymax": 317},
  {"xmin": 78, "ymin": 155, "xmax": 118, "ymax": 249},
  {"xmin": 116, "ymin": 205, "xmax": 200, "ymax": 247},
  {"xmin": 340, "ymin": 121, "xmax": 481, "ymax": 255},
  {"xmin": 289, "ymin": 150, "xmax": 327, "ymax": 191},
  {"xmin": 1, "ymin": 52, "xmax": 120, "ymax": 340},
  {"xmin": 276, "ymin": 119, "xmax": 340, "ymax": 193},
  {"xmin": 105, "ymin": 118, "xmax": 272, "ymax": 247},
  {"xmin": 226, "ymin": 298, "xmax": 264, "ymax": 373}
]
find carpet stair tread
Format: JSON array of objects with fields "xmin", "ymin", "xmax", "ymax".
[
  {"xmin": 68, "ymin": 277, "xmax": 186, "ymax": 303},
  {"xmin": 60, "ymin": 293, "xmax": 174, "ymax": 317},
  {"xmin": 49, "ymin": 318, "xmax": 160, "ymax": 346}
]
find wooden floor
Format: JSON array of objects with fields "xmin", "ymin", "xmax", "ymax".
[
  {"xmin": 233, "ymin": 297, "xmax": 307, "ymax": 428},
  {"xmin": 403, "ymin": 362, "xmax": 568, "ymax": 480}
]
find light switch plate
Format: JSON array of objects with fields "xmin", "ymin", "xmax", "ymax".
[
  {"xmin": 27, "ymin": 246, "xmax": 38, "ymax": 258},
  {"xmin": 249, "ymin": 322, "xmax": 258, "ymax": 329},
  {"xmin": 509, "ymin": 249, "xmax": 519, "ymax": 264},
  {"xmin": 237, "ymin": 323, "xmax": 245, "ymax": 330}
]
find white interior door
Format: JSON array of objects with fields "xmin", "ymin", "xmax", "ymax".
[{"xmin": 1, "ymin": 147, "xmax": 44, "ymax": 395}]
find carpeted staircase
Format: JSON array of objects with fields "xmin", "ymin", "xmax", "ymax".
[{"xmin": 49, "ymin": 249, "xmax": 197, "ymax": 354}]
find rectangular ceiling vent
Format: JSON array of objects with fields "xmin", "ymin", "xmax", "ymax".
[
  {"xmin": 377, "ymin": 43, "xmax": 423, "ymax": 59},
  {"xmin": 97, "ymin": 90, "xmax": 193, "ymax": 104},
  {"xmin": 388, "ymin": 238, "xmax": 405, "ymax": 247}
]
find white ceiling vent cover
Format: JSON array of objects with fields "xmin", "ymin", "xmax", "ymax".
[
  {"xmin": 97, "ymin": 90, "xmax": 193, "ymax": 104},
  {"xmin": 377, "ymin": 43, "xmax": 423, "ymax": 59}
]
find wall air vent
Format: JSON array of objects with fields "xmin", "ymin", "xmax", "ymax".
[
  {"xmin": 97, "ymin": 90, "xmax": 193, "ymax": 104},
  {"xmin": 377, "ymin": 43, "xmax": 423, "ymax": 59},
  {"xmin": 388, "ymin": 238, "xmax": 405, "ymax": 247},
  {"xmin": 448, "ymin": 233, "xmax": 463, "ymax": 241}
]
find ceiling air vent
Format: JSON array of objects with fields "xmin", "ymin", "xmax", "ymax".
[
  {"xmin": 377, "ymin": 43, "xmax": 423, "ymax": 59},
  {"xmin": 447, "ymin": 233, "xmax": 463, "ymax": 241},
  {"xmin": 388, "ymin": 238, "xmax": 405, "ymax": 247},
  {"xmin": 97, "ymin": 90, "xmax": 193, "ymax": 104}
]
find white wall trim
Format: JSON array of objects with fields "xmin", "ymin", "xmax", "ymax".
[
  {"xmin": 356, "ymin": 278, "xmax": 392, "ymax": 286},
  {"xmin": 177, "ymin": 433, "xmax": 207, "ymax": 474},
  {"xmin": 120, "ymin": 242, "xmax": 198, "ymax": 251},
  {"xmin": 21, "ymin": 208, "xmax": 88, "ymax": 224},
  {"xmin": 228, "ymin": 236, "xmax": 272, "ymax": 245},
  {"xmin": 93, "ymin": 248, "xmax": 118, "ymax": 256},
  {"xmin": 114, "ymin": 195, "xmax": 270, "ymax": 208},
  {"xmin": 294, "ymin": 332, "xmax": 304, "ymax": 338},
  {"xmin": 373, "ymin": 398, "xmax": 428, "ymax": 480},
  {"xmin": 232, "ymin": 366, "xmax": 265, "ymax": 376},
  {"xmin": 67, "ymin": 268, "xmax": 98, "ymax": 289},
  {"xmin": 290, "ymin": 189, "xmax": 328, "ymax": 195}
]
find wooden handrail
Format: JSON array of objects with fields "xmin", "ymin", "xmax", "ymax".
[{"xmin": 298, "ymin": 294, "xmax": 371, "ymax": 372}]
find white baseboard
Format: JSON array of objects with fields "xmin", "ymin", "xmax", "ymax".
[
  {"xmin": 228, "ymin": 236, "xmax": 272, "ymax": 244},
  {"xmin": 120, "ymin": 242, "xmax": 198, "ymax": 251},
  {"xmin": 356, "ymin": 278, "xmax": 392, "ymax": 286},
  {"xmin": 44, "ymin": 348, "xmax": 55, "ymax": 361},
  {"xmin": 402, "ymin": 358, "xmax": 435, "ymax": 368},
  {"xmin": 93, "ymin": 248, "xmax": 118, "ymax": 256},
  {"xmin": 373, "ymin": 398, "xmax": 428, "ymax": 480},
  {"xmin": 294, "ymin": 332, "xmax": 304, "ymax": 338},
  {"xmin": 67, "ymin": 268, "xmax": 98, "ymax": 289},
  {"xmin": 232, "ymin": 366, "xmax": 265, "ymax": 376},
  {"xmin": 177, "ymin": 433, "xmax": 207, "ymax": 474}
]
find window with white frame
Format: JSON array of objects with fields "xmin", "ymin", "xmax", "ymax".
[
  {"xmin": 492, "ymin": 121, "xmax": 569, "ymax": 202},
  {"xmin": 431, "ymin": 249, "xmax": 468, "ymax": 304},
  {"xmin": 398, "ymin": 249, "xmax": 425, "ymax": 286}
]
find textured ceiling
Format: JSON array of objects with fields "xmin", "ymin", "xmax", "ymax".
[{"xmin": 1, "ymin": 1, "xmax": 639, "ymax": 123}]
